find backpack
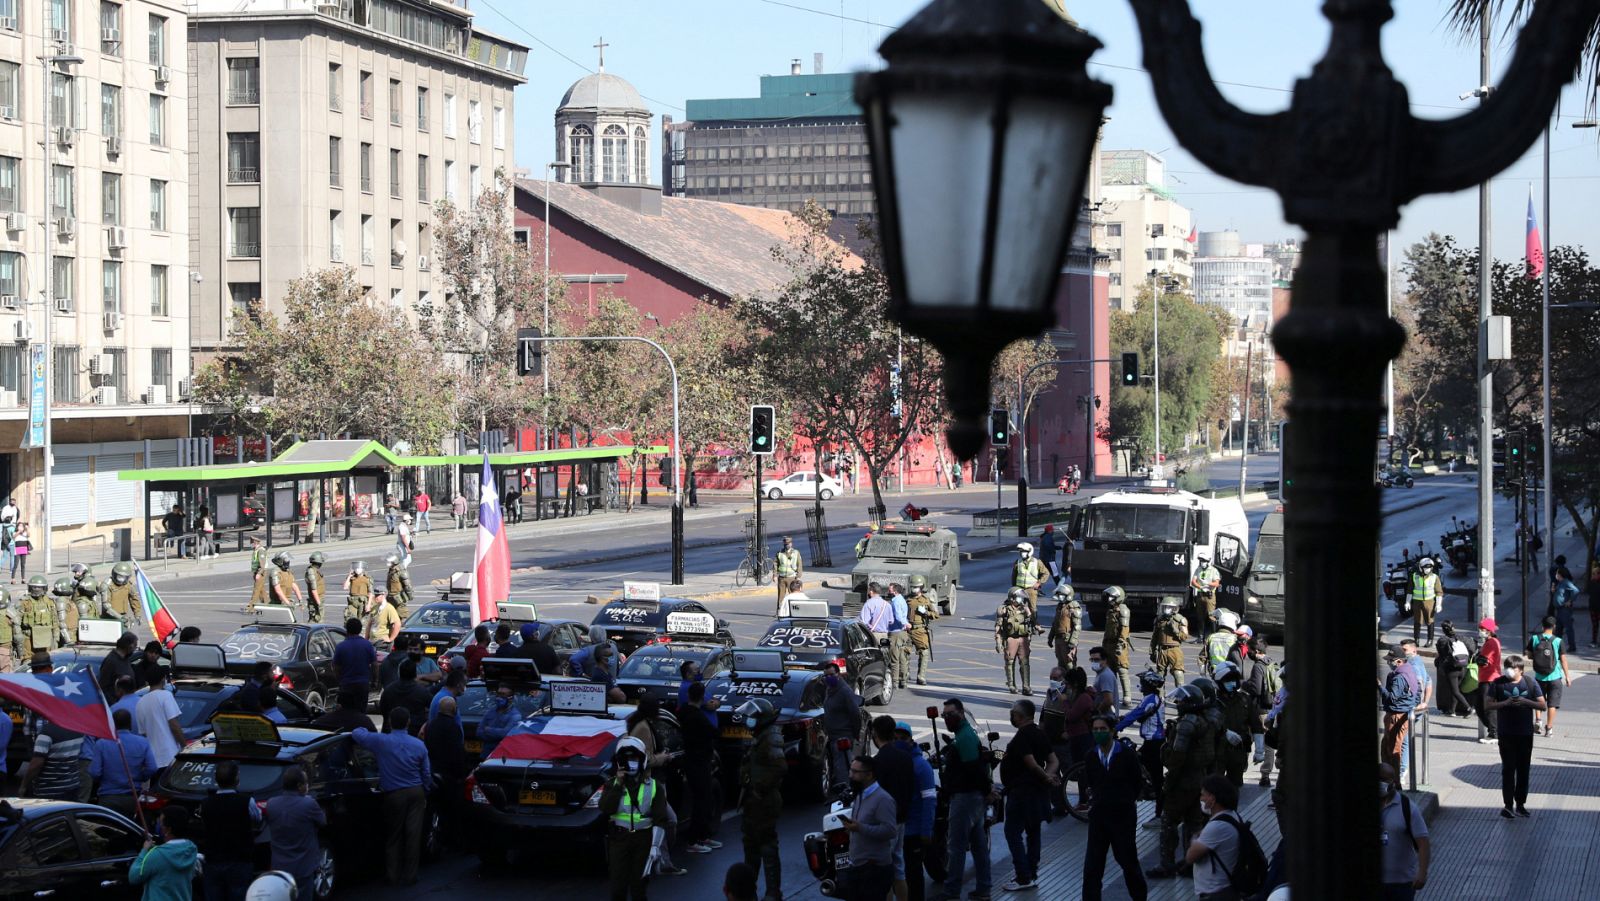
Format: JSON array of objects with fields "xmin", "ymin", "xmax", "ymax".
[
  {"xmin": 1207, "ymin": 812, "xmax": 1269, "ymax": 894},
  {"xmin": 1261, "ymin": 660, "xmax": 1282, "ymax": 701},
  {"xmin": 1398, "ymin": 793, "xmax": 1419, "ymax": 851},
  {"xmin": 1449, "ymin": 640, "xmax": 1470, "ymax": 667},
  {"xmin": 1529, "ymin": 634, "xmax": 1557, "ymax": 677}
]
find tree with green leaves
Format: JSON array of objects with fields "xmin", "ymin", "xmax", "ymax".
[
  {"xmin": 991, "ymin": 336, "xmax": 1061, "ymax": 483},
  {"xmin": 1105, "ymin": 281, "xmax": 1225, "ymax": 463},
  {"xmin": 191, "ymin": 267, "xmax": 454, "ymax": 449},
  {"xmin": 656, "ymin": 304, "xmax": 773, "ymax": 485}
]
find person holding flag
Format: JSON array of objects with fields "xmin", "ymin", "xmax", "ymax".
[
  {"xmin": 0, "ymin": 664, "xmax": 117, "ymax": 801},
  {"xmin": 471, "ymin": 456, "xmax": 511, "ymax": 629}
]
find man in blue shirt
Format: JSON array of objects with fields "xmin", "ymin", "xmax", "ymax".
[
  {"xmin": 88, "ymin": 710, "xmax": 155, "ymax": 820},
  {"xmin": 1529, "ymin": 615, "xmax": 1570, "ymax": 737},
  {"xmin": 576, "ymin": 642, "xmax": 626, "ymax": 704},
  {"xmin": 428, "ymin": 670, "xmax": 466, "ymax": 727},
  {"xmin": 353, "ymin": 708, "xmax": 432, "ymax": 886},
  {"xmin": 333, "ymin": 617, "xmax": 377, "ymax": 694},
  {"xmin": 1399, "ymin": 639, "xmax": 1432, "ymax": 782},
  {"xmin": 1551, "ymin": 569, "xmax": 1580, "ymax": 646},
  {"xmin": 887, "ymin": 582, "xmax": 911, "ymax": 690},
  {"xmin": 859, "ymin": 583, "xmax": 893, "ymax": 639},
  {"xmin": 109, "ymin": 677, "xmax": 143, "ymax": 734}
]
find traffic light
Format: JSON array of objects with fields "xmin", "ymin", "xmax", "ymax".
[
  {"xmin": 1121, "ymin": 352, "xmax": 1139, "ymax": 386},
  {"xmin": 515, "ymin": 327, "xmax": 543, "ymax": 376},
  {"xmin": 990, "ymin": 409, "xmax": 1011, "ymax": 446},
  {"xmin": 749, "ymin": 404, "xmax": 775, "ymax": 454}
]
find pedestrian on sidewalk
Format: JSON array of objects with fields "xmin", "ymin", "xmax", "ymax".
[
  {"xmin": 1550, "ymin": 568, "xmax": 1579, "ymax": 647},
  {"xmin": 383, "ymin": 494, "xmax": 398, "ymax": 534},
  {"xmin": 1434, "ymin": 620, "xmax": 1475, "ymax": 718},
  {"xmin": 838, "ymin": 754, "xmax": 897, "ymax": 901},
  {"xmin": 1472, "ymin": 618, "xmax": 1503, "ymax": 744},
  {"xmin": 1082, "ymin": 713, "xmax": 1149, "ymax": 901},
  {"xmin": 10, "ymin": 522, "xmax": 29, "ymax": 580},
  {"xmin": 1378, "ymin": 762, "xmax": 1430, "ymax": 900},
  {"xmin": 1485, "ymin": 653, "xmax": 1544, "ymax": 818},
  {"xmin": 1527, "ymin": 616, "xmax": 1569, "ymax": 737},
  {"xmin": 1376, "ymin": 650, "xmax": 1418, "ymax": 777},
  {"xmin": 938, "ymin": 698, "xmax": 993, "ymax": 901},
  {"xmin": 774, "ymin": 536, "xmax": 803, "ymax": 615},
  {"xmin": 1184, "ymin": 775, "xmax": 1244, "ymax": 900},
  {"xmin": 1000, "ymin": 700, "xmax": 1059, "ymax": 893},
  {"xmin": 412, "ymin": 490, "xmax": 432, "ymax": 534}
]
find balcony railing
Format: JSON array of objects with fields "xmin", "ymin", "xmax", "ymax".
[
  {"xmin": 227, "ymin": 166, "xmax": 259, "ymax": 183},
  {"xmin": 227, "ymin": 87, "xmax": 259, "ymax": 105},
  {"xmin": 230, "ymin": 242, "xmax": 260, "ymax": 258}
]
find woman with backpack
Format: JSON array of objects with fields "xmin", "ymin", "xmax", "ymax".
[{"xmin": 1434, "ymin": 620, "xmax": 1475, "ymax": 717}]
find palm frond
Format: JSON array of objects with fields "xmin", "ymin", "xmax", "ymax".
[{"xmin": 1442, "ymin": 0, "xmax": 1600, "ymax": 112}]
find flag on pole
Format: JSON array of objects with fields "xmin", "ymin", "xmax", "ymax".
[
  {"xmin": 1186, "ymin": 225, "xmax": 1198, "ymax": 244},
  {"xmin": 0, "ymin": 670, "xmax": 116, "ymax": 739},
  {"xmin": 1526, "ymin": 186, "xmax": 1545, "ymax": 280},
  {"xmin": 470, "ymin": 456, "xmax": 510, "ymax": 627},
  {"xmin": 132, "ymin": 563, "xmax": 182, "ymax": 649}
]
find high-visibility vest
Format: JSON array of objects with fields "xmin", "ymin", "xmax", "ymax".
[
  {"xmin": 1411, "ymin": 572, "xmax": 1439, "ymax": 604},
  {"xmin": 1013, "ymin": 559, "xmax": 1044, "ymax": 589},
  {"xmin": 1206, "ymin": 631, "xmax": 1235, "ymax": 670},
  {"xmin": 611, "ymin": 778, "xmax": 656, "ymax": 831},
  {"xmin": 776, "ymin": 549, "xmax": 801, "ymax": 577}
]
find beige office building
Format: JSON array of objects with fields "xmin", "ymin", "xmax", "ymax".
[{"xmin": 187, "ymin": 0, "xmax": 526, "ymax": 357}]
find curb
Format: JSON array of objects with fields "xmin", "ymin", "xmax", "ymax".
[{"xmin": 1405, "ymin": 789, "xmax": 1441, "ymax": 820}]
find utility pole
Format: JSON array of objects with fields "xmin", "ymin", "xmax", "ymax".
[
  {"xmin": 1475, "ymin": 10, "xmax": 1497, "ymax": 623},
  {"xmin": 1540, "ymin": 123, "xmax": 1554, "ymax": 578},
  {"xmin": 1238, "ymin": 340, "xmax": 1253, "ymax": 496}
]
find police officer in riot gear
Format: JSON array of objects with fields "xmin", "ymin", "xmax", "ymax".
[
  {"xmin": 0, "ymin": 588, "xmax": 21, "ymax": 671},
  {"xmin": 1213, "ymin": 662, "xmax": 1253, "ymax": 786},
  {"xmin": 1100, "ymin": 586, "xmax": 1133, "ymax": 708},
  {"xmin": 53, "ymin": 577, "xmax": 85, "ymax": 647},
  {"xmin": 304, "ymin": 552, "xmax": 326, "ymax": 623},
  {"xmin": 268, "ymin": 552, "xmax": 301, "ymax": 609},
  {"xmin": 1187, "ymin": 676, "xmax": 1228, "ymax": 777},
  {"xmin": 20, "ymin": 576, "xmax": 56, "ymax": 656},
  {"xmin": 1146, "ymin": 683, "xmax": 1215, "ymax": 880},
  {"xmin": 1012, "ymin": 542, "xmax": 1047, "ymax": 618},
  {"xmin": 907, "ymin": 575, "xmax": 939, "ymax": 685},
  {"xmin": 1047, "ymin": 584, "xmax": 1083, "ymax": 672},
  {"xmin": 343, "ymin": 561, "xmax": 372, "ymax": 623},
  {"xmin": 1150, "ymin": 598, "xmax": 1189, "ymax": 688},
  {"xmin": 736, "ymin": 697, "xmax": 785, "ymax": 901},
  {"xmin": 385, "ymin": 554, "xmax": 413, "ymax": 621},
  {"xmin": 996, "ymin": 588, "xmax": 1035, "ymax": 695},
  {"xmin": 104, "ymin": 563, "xmax": 140, "ymax": 631}
]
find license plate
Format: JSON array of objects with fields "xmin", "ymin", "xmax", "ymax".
[
  {"xmin": 464, "ymin": 740, "xmax": 482, "ymax": 754},
  {"xmin": 7, "ymin": 712, "xmax": 20, "ymax": 725},
  {"xmin": 425, "ymin": 646, "xmax": 439, "ymax": 655},
  {"xmin": 784, "ymin": 663, "xmax": 811, "ymax": 671},
  {"xmin": 519, "ymin": 789, "xmax": 557, "ymax": 805},
  {"xmin": 1453, "ymin": 539, "xmax": 1465, "ymax": 547},
  {"xmin": 721, "ymin": 725, "xmax": 753, "ymax": 740}
]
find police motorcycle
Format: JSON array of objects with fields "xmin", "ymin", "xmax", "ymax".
[
  {"xmin": 1381, "ymin": 541, "xmax": 1435, "ymax": 618},
  {"xmin": 1377, "ymin": 462, "xmax": 1415, "ymax": 489},
  {"xmin": 1440, "ymin": 516, "xmax": 1478, "ymax": 576}
]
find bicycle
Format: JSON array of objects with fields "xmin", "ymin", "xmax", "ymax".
[
  {"xmin": 734, "ymin": 552, "xmax": 768, "ymax": 587},
  {"xmin": 1060, "ymin": 746, "xmax": 1158, "ymax": 822}
]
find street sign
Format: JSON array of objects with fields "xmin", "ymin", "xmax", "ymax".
[{"xmin": 623, "ymin": 581, "xmax": 660, "ymax": 601}]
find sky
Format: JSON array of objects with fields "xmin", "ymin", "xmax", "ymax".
[{"xmin": 467, "ymin": 0, "xmax": 1600, "ymax": 268}]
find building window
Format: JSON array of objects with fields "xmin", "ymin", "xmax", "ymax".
[
  {"xmin": 416, "ymin": 86, "xmax": 428, "ymax": 130},
  {"xmin": 226, "ymin": 58, "xmax": 259, "ymax": 105},
  {"xmin": 416, "ymin": 154, "xmax": 428, "ymax": 202},
  {"xmin": 227, "ymin": 133, "xmax": 259, "ymax": 183},
  {"xmin": 360, "ymin": 214, "xmax": 373, "ymax": 265},
  {"xmin": 50, "ymin": 73, "xmax": 71, "ymax": 130},
  {"xmin": 492, "ymin": 105, "xmax": 505, "ymax": 148},
  {"xmin": 102, "ymin": 348, "xmax": 126, "ymax": 402},
  {"xmin": 0, "ymin": 61, "xmax": 16, "ymax": 118},
  {"xmin": 358, "ymin": 70, "xmax": 373, "ymax": 118},
  {"xmin": 1107, "ymin": 223, "xmax": 1122, "ymax": 237},
  {"xmin": 148, "ymin": 14, "xmax": 166, "ymax": 66},
  {"xmin": 0, "ymin": 252, "xmax": 17, "ymax": 297},
  {"xmin": 389, "ymin": 148, "xmax": 402, "ymax": 198},
  {"xmin": 467, "ymin": 99, "xmax": 481, "ymax": 143},
  {"xmin": 229, "ymin": 208, "xmax": 260, "ymax": 258},
  {"xmin": 147, "ymin": 94, "xmax": 164, "ymax": 146},
  {"xmin": 359, "ymin": 142, "xmax": 372, "ymax": 192},
  {"xmin": 389, "ymin": 218, "xmax": 402, "ymax": 267},
  {"xmin": 329, "ymin": 210, "xmax": 342, "ymax": 262},
  {"xmin": 388, "ymin": 78, "xmax": 401, "ymax": 125},
  {"xmin": 99, "ymin": 83, "xmax": 119, "ymax": 137},
  {"xmin": 46, "ymin": 0, "xmax": 68, "ymax": 40},
  {"xmin": 53, "ymin": 346, "xmax": 79, "ymax": 403},
  {"xmin": 327, "ymin": 63, "xmax": 341, "ymax": 111},
  {"xmin": 149, "ymin": 179, "xmax": 166, "ymax": 231},
  {"xmin": 568, "ymin": 126, "xmax": 592, "ymax": 182},
  {"xmin": 150, "ymin": 348, "xmax": 172, "ymax": 396},
  {"xmin": 228, "ymin": 283, "xmax": 258, "ymax": 329},
  {"xmin": 601, "ymin": 125, "xmax": 626, "ymax": 183},
  {"xmin": 633, "ymin": 127, "xmax": 647, "ymax": 184},
  {"xmin": 444, "ymin": 160, "xmax": 456, "ymax": 203},
  {"xmin": 0, "ymin": 0, "xmax": 13, "ymax": 30},
  {"xmin": 50, "ymin": 165, "xmax": 73, "ymax": 218},
  {"xmin": 328, "ymin": 136, "xmax": 341, "ymax": 187},
  {"xmin": 0, "ymin": 156, "xmax": 16, "ymax": 212},
  {"xmin": 416, "ymin": 222, "xmax": 430, "ymax": 265},
  {"xmin": 389, "ymin": 287, "xmax": 402, "ymax": 308},
  {"xmin": 1109, "ymin": 272, "xmax": 1122, "ymax": 286},
  {"xmin": 101, "ymin": 261, "xmax": 121, "ymax": 312},
  {"xmin": 100, "ymin": 173, "xmax": 120, "ymax": 225},
  {"xmin": 469, "ymin": 164, "xmax": 480, "ymax": 198},
  {"xmin": 442, "ymin": 92, "xmax": 455, "ymax": 137},
  {"xmin": 149, "ymin": 264, "xmax": 168, "ymax": 316},
  {"xmin": 51, "ymin": 257, "xmax": 73, "ymax": 312},
  {"xmin": 98, "ymin": 5, "xmax": 124, "ymax": 54}
]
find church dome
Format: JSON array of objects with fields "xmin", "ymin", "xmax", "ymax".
[{"xmin": 558, "ymin": 72, "xmax": 648, "ymax": 115}]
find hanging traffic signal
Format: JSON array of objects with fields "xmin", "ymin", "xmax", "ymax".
[
  {"xmin": 516, "ymin": 326, "xmax": 543, "ymax": 376},
  {"xmin": 1121, "ymin": 352, "xmax": 1139, "ymax": 386},
  {"xmin": 991, "ymin": 409, "xmax": 1011, "ymax": 446},
  {"xmin": 749, "ymin": 405, "xmax": 775, "ymax": 454}
]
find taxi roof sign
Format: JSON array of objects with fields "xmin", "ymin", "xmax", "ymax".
[
  {"xmin": 252, "ymin": 606, "xmax": 297, "ymax": 625},
  {"xmin": 480, "ymin": 657, "xmax": 540, "ymax": 687},
  {"xmin": 664, "ymin": 610, "xmax": 716, "ymax": 636},
  {"xmin": 170, "ymin": 643, "xmax": 228, "ymax": 674},
  {"xmin": 732, "ymin": 649, "xmax": 786, "ymax": 676},
  {"xmin": 210, "ymin": 713, "xmax": 282, "ymax": 744},
  {"xmin": 77, "ymin": 618, "xmax": 124, "ymax": 646},
  {"xmin": 496, "ymin": 603, "xmax": 539, "ymax": 623},
  {"xmin": 623, "ymin": 581, "xmax": 660, "ymax": 602},
  {"xmin": 449, "ymin": 571, "xmax": 475, "ymax": 592},
  {"xmin": 550, "ymin": 680, "xmax": 609, "ymax": 714},
  {"xmin": 785, "ymin": 599, "xmax": 830, "ymax": 619}
]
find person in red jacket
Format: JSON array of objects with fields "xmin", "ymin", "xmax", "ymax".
[
  {"xmin": 1473, "ymin": 617, "xmax": 1503, "ymax": 744},
  {"xmin": 412, "ymin": 489, "xmax": 432, "ymax": 533}
]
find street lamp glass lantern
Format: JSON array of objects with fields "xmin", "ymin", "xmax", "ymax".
[{"xmin": 856, "ymin": 0, "xmax": 1110, "ymax": 459}]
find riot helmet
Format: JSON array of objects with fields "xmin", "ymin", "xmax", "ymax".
[
  {"xmin": 51, "ymin": 578, "xmax": 74, "ymax": 597},
  {"xmin": 1102, "ymin": 585, "xmax": 1126, "ymax": 604},
  {"xmin": 26, "ymin": 575, "xmax": 47, "ymax": 598},
  {"xmin": 0, "ymin": 587, "xmax": 10, "ymax": 608},
  {"xmin": 908, "ymin": 575, "xmax": 928, "ymax": 594},
  {"xmin": 351, "ymin": 561, "xmax": 366, "ymax": 575},
  {"xmin": 1053, "ymin": 584, "xmax": 1076, "ymax": 602},
  {"xmin": 733, "ymin": 698, "xmax": 777, "ymax": 731},
  {"xmin": 77, "ymin": 577, "xmax": 100, "ymax": 596},
  {"xmin": 1214, "ymin": 661, "xmax": 1242, "ymax": 693},
  {"xmin": 1189, "ymin": 676, "xmax": 1219, "ymax": 706},
  {"xmin": 1158, "ymin": 598, "xmax": 1180, "ymax": 617},
  {"xmin": 69, "ymin": 563, "xmax": 87, "ymax": 579},
  {"xmin": 1214, "ymin": 608, "xmax": 1241, "ymax": 632},
  {"xmin": 111, "ymin": 562, "xmax": 133, "ymax": 585},
  {"xmin": 1138, "ymin": 669, "xmax": 1165, "ymax": 695},
  {"xmin": 309, "ymin": 552, "xmax": 326, "ymax": 567},
  {"xmin": 1006, "ymin": 587, "xmax": 1027, "ymax": 604},
  {"xmin": 1169, "ymin": 683, "xmax": 1207, "ymax": 714},
  {"xmin": 385, "ymin": 554, "xmax": 399, "ymax": 566},
  {"xmin": 272, "ymin": 552, "xmax": 292, "ymax": 570}
]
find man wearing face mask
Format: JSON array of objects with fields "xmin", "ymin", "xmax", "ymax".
[
  {"xmin": 478, "ymin": 684, "xmax": 521, "ymax": 758},
  {"xmin": 1012, "ymin": 543, "xmax": 1046, "ymax": 619},
  {"xmin": 1082, "ymin": 714, "xmax": 1149, "ymax": 901},
  {"xmin": 1212, "ymin": 663, "xmax": 1253, "ymax": 787},
  {"xmin": 1485, "ymin": 653, "xmax": 1545, "ymax": 818},
  {"xmin": 737, "ymin": 698, "xmax": 786, "ymax": 901},
  {"xmin": 601, "ymin": 736, "xmax": 669, "ymax": 901},
  {"xmin": 939, "ymin": 698, "xmax": 993, "ymax": 901},
  {"xmin": 821, "ymin": 662, "xmax": 863, "ymax": 793},
  {"xmin": 839, "ymin": 754, "xmax": 898, "ymax": 901},
  {"xmin": 999, "ymin": 699, "xmax": 1059, "ymax": 892}
]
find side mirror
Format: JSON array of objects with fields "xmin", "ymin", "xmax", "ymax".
[
  {"xmin": 986, "ymin": 731, "xmax": 1001, "ymax": 743},
  {"xmin": 918, "ymin": 741, "xmax": 931, "ymax": 752}
]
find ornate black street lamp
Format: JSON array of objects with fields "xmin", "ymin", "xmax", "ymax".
[{"xmin": 855, "ymin": 0, "xmax": 1111, "ymax": 461}]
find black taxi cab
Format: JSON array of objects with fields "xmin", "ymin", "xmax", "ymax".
[
  {"xmin": 754, "ymin": 599, "xmax": 894, "ymax": 706},
  {"xmin": 590, "ymin": 595, "xmax": 734, "ymax": 656},
  {"xmin": 703, "ymin": 649, "xmax": 833, "ymax": 801},
  {"xmin": 393, "ymin": 601, "xmax": 473, "ymax": 660}
]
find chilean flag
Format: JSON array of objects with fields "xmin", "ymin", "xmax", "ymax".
[
  {"xmin": 1186, "ymin": 225, "xmax": 1198, "ymax": 244},
  {"xmin": 470, "ymin": 456, "xmax": 510, "ymax": 627},
  {"xmin": 0, "ymin": 670, "xmax": 116, "ymax": 739},
  {"xmin": 1526, "ymin": 187, "xmax": 1545, "ymax": 280},
  {"xmin": 487, "ymin": 715, "xmax": 626, "ymax": 761}
]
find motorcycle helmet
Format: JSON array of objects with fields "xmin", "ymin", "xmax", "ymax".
[
  {"xmin": 1138, "ymin": 669, "xmax": 1165, "ymax": 695},
  {"xmin": 111, "ymin": 562, "xmax": 133, "ymax": 585},
  {"xmin": 1215, "ymin": 608, "xmax": 1241, "ymax": 632},
  {"xmin": 1213, "ymin": 661, "xmax": 1242, "ymax": 692},
  {"xmin": 309, "ymin": 552, "xmax": 325, "ymax": 567},
  {"xmin": 1169, "ymin": 683, "xmax": 1207, "ymax": 714},
  {"xmin": 1189, "ymin": 676, "xmax": 1219, "ymax": 706},
  {"xmin": 1102, "ymin": 585, "xmax": 1126, "ymax": 604},
  {"xmin": 614, "ymin": 735, "xmax": 649, "ymax": 774},
  {"xmin": 244, "ymin": 871, "xmax": 298, "ymax": 901},
  {"xmin": 1015, "ymin": 542, "xmax": 1034, "ymax": 557},
  {"xmin": 1418, "ymin": 558, "xmax": 1435, "ymax": 571},
  {"xmin": 26, "ymin": 575, "xmax": 47, "ymax": 598},
  {"xmin": 1053, "ymin": 584, "xmax": 1076, "ymax": 602},
  {"xmin": 51, "ymin": 578, "xmax": 74, "ymax": 598},
  {"xmin": 733, "ymin": 698, "xmax": 776, "ymax": 731},
  {"xmin": 272, "ymin": 552, "xmax": 292, "ymax": 570}
]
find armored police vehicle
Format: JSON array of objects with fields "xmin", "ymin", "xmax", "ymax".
[
  {"xmin": 1238, "ymin": 510, "xmax": 1285, "ymax": 639},
  {"xmin": 1069, "ymin": 487, "xmax": 1249, "ymax": 625},
  {"xmin": 844, "ymin": 523, "xmax": 961, "ymax": 615}
]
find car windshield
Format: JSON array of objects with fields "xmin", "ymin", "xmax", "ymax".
[
  {"xmin": 1253, "ymin": 534, "xmax": 1284, "ymax": 574},
  {"xmin": 758, "ymin": 622, "xmax": 841, "ymax": 652},
  {"xmin": 1086, "ymin": 505, "xmax": 1188, "ymax": 543},
  {"xmin": 458, "ymin": 685, "xmax": 549, "ymax": 719},
  {"xmin": 161, "ymin": 757, "xmax": 288, "ymax": 794},
  {"xmin": 618, "ymin": 651, "xmax": 697, "ymax": 681},
  {"xmin": 220, "ymin": 629, "xmax": 301, "ymax": 662},
  {"xmin": 404, "ymin": 606, "xmax": 471, "ymax": 629},
  {"xmin": 864, "ymin": 535, "xmax": 941, "ymax": 559}
]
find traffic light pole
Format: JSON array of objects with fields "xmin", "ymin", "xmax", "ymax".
[{"xmin": 519, "ymin": 335, "xmax": 684, "ymax": 584}]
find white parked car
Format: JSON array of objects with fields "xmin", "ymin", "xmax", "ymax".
[{"xmin": 760, "ymin": 470, "xmax": 841, "ymax": 500}]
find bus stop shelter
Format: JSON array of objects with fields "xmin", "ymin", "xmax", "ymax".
[{"xmin": 405, "ymin": 444, "xmax": 668, "ymax": 522}]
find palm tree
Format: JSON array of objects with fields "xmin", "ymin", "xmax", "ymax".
[{"xmin": 1444, "ymin": 1, "xmax": 1600, "ymax": 108}]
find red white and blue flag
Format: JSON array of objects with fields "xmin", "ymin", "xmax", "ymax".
[
  {"xmin": 0, "ymin": 670, "xmax": 116, "ymax": 739},
  {"xmin": 470, "ymin": 455, "xmax": 510, "ymax": 627},
  {"xmin": 133, "ymin": 563, "xmax": 182, "ymax": 649},
  {"xmin": 1526, "ymin": 186, "xmax": 1545, "ymax": 280},
  {"xmin": 487, "ymin": 715, "xmax": 626, "ymax": 761}
]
